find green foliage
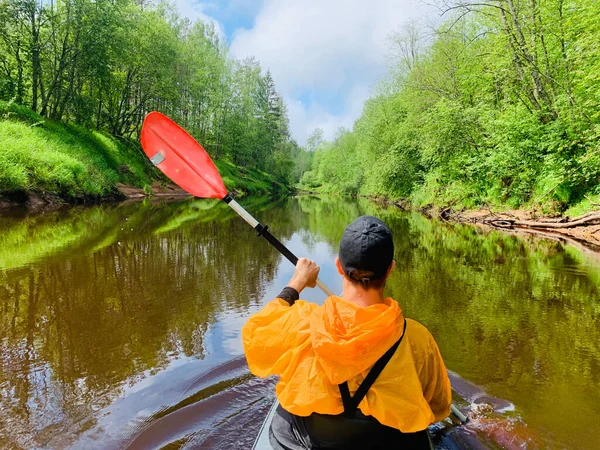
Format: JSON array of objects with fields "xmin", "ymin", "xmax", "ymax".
[
  {"xmin": 298, "ymin": 129, "xmax": 363, "ymax": 196},
  {"xmin": 299, "ymin": 1, "xmax": 600, "ymax": 212},
  {"xmin": 0, "ymin": 100, "xmax": 157, "ymax": 198},
  {"xmin": 215, "ymin": 160, "xmax": 291, "ymax": 196}
]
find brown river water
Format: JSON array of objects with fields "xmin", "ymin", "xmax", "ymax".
[{"xmin": 1, "ymin": 196, "xmax": 599, "ymax": 449}]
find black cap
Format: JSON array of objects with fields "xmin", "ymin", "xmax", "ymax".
[{"xmin": 339, "ymin": 216, "xmax": 394, "ymax": 282}]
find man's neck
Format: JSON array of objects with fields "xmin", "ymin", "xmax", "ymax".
[{"xmin": 341, "ymin": 278, "xmax": 385, "ymax": 308}]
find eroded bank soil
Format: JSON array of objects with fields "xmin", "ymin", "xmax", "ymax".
[
  {"xmin": 422, "ymin": 205, "xmax": 600, "ymax": 252},
  {"xmin": 0, "ymin": 182, "xmax": 189, "ymax": 212}
]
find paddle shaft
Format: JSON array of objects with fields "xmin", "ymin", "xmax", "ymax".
[
  {"xmin": 451, "ymin": 404, "xmax": 469, "ymax": 424},
  {"xmin": 223, "ymin": 194, "xmax": 336, "ymax": 297}
]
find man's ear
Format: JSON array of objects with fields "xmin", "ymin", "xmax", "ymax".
[
  {"xmin": 335, "ymin": 257, "xmax": 345, "ymax": 275},
  {"xmin": 385, "ymin": 260, "xmax": 396, "ymax": 279}
]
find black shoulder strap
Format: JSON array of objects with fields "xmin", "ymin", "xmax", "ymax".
[{"xmin": 339, "ymin": 318, "xmax": 407, "ymax": 418}]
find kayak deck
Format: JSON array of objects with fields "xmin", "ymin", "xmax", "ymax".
[{"xmin": 252, "ymin": 400, "xmax": 279, "ymax": 450}]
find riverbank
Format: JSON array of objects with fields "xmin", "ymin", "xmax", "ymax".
[
  {"xmin": 0, "ymin": 101, "xmax": 291, "ymax": 210},
  {"xmin": 315, "ymin": 191, "xmax": 600, "ymax": 252},
  {"xmin": 415, "ymin": 203, "xmax": 600, "ymax": 252}
]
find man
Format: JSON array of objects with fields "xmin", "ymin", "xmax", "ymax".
[{"xmin": 243, "ymin": 216, "xmax": 451, "ymax": 449}]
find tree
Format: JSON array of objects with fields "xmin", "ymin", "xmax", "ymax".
[{"xmin": 0, "ymin": 0, "xmax": 301, "ymax": 185}]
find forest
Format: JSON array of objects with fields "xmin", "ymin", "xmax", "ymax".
[
  {"xmin": 0, "ymin": 0, "xmax": 305, "ymax": 198},
  {"xmin": 1, "ymin": 0, "xmax": 599, "ymax": 212},
  {"xmin": 301, "ymin": 0, "xmax": 600, "ymax": 214}
]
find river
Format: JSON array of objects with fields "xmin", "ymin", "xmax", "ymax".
[{"xmin": 0, "ymin": 196, "xmax": 599, "ymax": 449}]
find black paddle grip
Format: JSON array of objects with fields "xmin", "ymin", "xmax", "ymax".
[
  {"xmin": 222, "ymin": 193, "xmax": 299, "ymax": 265},
  {"xmin": 256, "ymin": 224, "xmax": 299, "ymax": 266}
]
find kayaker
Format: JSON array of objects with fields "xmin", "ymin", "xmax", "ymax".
[{"xmin": 243, "ymin": 216, "xmax": 452, "ymax": 450}]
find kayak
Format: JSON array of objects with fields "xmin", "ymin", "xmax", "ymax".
[
  {"xmin": 252, "ymin": 373, "xmax": 520, "ymax": 450},
  {"xmin": 251, "ymin": 400, "xmax": 434, "ymax": 450},
  {"xmin": 252, "ymin": 400, "xmax": 279, "ymax": 450}
]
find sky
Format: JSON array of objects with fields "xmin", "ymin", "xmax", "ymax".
[{"xmin": 173, "ymin": 0, "xmax": 437, "ymax": 145}]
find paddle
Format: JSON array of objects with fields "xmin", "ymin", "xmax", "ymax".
[
  {"xmin": 140, "ymin": 111, "xmax": 335, "ymax": 297},
  {"xmin": 139, "ymin": 111, "xmax": 468, "ymax": 425}
]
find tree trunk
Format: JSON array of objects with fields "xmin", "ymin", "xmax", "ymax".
[{"xmin": 28, "ymin": 3, "xmax": 41, "ymax": 112}]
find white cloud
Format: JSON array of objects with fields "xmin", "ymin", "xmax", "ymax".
[
  {"xmin": 172, "ymin": 0, "xmax": 226, "ymax": 38},
  {"xmin": 230, "ymin": 0, "xmax": 434, "ymax": 144}
]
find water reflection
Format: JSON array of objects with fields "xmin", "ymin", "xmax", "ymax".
[
  {"xmin": 0, "ymin": 196, "xmax": 599, "ymax": 449},
  {"xmin": 0, "ymin": 198, "xmax": 287, "ymax": 448}
]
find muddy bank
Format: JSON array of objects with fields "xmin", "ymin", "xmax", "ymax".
[
  {"xmin": 419, "ymin": 204, "xmax": 600, "ymax": 252},
  {"xmin": 296, "ymin": 193, "xmax": 600, "ymax": 251},
  {"xmin": 115, "ymin": 182, "xmax": 190, "ymax": 199},
  {"xmin": 0, "ymin": 190, "xmax": 112, "ymax": 212},
  {"xmin": 0, "ymin": 182, "xmax": 190, "ymax": 212}
]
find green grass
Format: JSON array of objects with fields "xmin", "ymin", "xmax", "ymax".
[
  {"xmin": 564, "ymin": 194, "xmax": 600, "ymax": 217},
  {"xmin": 0, "ymin": 100, "xmax": 158, "ymax": 199},
  {"xmin": 216, "ymin": 160, "xmax": 292, "ymax": 196},
  {"xmin": 0, "ymin": 101, "xmax": 291, "ymax": 201}
]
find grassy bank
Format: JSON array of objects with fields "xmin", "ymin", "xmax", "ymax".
[
  {"xmin": 217, "ymin": 160, "xmax": 292, "ymax": 196},
  {"xmin": 0, "ymin": 101, "xmax": 159, "ymax": 201},
  {"xmin": 0, "ymin": 101, "xmax": 290, "ymax": 204}
]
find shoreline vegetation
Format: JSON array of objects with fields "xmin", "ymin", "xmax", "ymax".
[
  {"xmin": 420, "ymin": 204, "xmax": 600, "ymax": 252},
  {"xmin": 296, "ymin": 189, "xmax": 600, "ymax": 252},
  {"xmin": 297, "ymin": 0, "xmax": 600, "ymax": 223},
  {"xmin": 0, "ymin": 101, "xmax": 292, "ymax": 210}
]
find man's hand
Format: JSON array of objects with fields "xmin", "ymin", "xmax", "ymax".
[{"xmin": 287, "ymin": 258, "xmax": 320, "ymax": 293}]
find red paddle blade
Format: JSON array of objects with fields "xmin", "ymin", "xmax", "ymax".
[{"xmin": 140, "ymin": 112, "xmax": 228, "ymax": 199}]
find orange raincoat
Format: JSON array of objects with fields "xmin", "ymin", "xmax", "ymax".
[{"xmin": 243, "ymin": 295, "xmax": 452, "ymax": 433}]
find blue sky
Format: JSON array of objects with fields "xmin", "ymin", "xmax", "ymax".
[{"xmin": 174, "ymin": 0, "xmax": 436, "ymax": 145}]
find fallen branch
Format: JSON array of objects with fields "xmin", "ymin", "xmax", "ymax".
[
  {"xmin": 440, "ymin": 207, "xmax": 454, "ymax": 221},
  {"xmin": 527, "ymin": 217, "xmax": 569, "ymax": 223},
  {"xmin": 499, "ymin": 227, "xmax": 600, "ymax": 256},
  {"xmin": 485, "ymin": 219, "xmax": 515, "ymax": 228},
  {"xmin": 537, "ymin": 181, "xmax": 562, "ymax": 202},
  {"xmin": 485, "ymin": 212, "xmax": 600, "ymax": 230},
  {"xmin": 584, "ymin": 195, "xmax": 600, "ymax": 208}
]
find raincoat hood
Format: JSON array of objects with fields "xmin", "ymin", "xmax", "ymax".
[{"xmin": 310, "ymin": 296, "xmax": 404, "ymax": 384}]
